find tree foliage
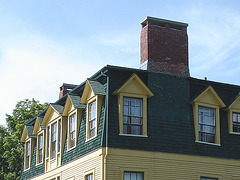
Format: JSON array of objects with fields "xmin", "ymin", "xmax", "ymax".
[{"xmin": 1, "ymin": 98, "xmax": 48, "ymax": 180}]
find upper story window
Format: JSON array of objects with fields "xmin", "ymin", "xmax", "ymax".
[
  {"xmin": 200, "ymin": 177, "xmax": 218, "ymax": 180},
  {"xmin": 25, "ymin": 140, "xmax": 31, "ymax": 170},
  {"xmin": 69, "ymin": 113, "xmax": 76, "ymax": 148},
  {"xmin": 80, "ymin": 79, "xmax": 105, "ymax": 141},
  {"xmin": 198, "ymin": 107, "xmax": 216, "ymax": 143},
  {"xmin": 124, "ymin": 172, "xmax": 144, "ymax": 180},
  {"xmin": 232, "ymin": 112, "xmax": 240, "ymax": 133},
  {"xmin": 114, "ymin": 74, "xmax": 154, "ymax": 137},
  {"xmin": 123, "ymin": 97, "xmax": 143, "ymax": 135},
  {"xmin": 225, "ymin": 95, "xmax": 240, "ymax": 134},
  {"xmin": 38, "ymin": 133, "xmax": 43, "ymax": 164},
  {"xmin": 191, "ymin": 86, "xmax": 225, "ymax": 145},
  {"xmin": 89, "ymin": 100, "xmax": 96, "ymax": 138},
  {"xmin": 85, "ymin": 173, "xmax": 93, "ymax": 180},
  {"xmin": 51, "ymin": 122, "xmax": 57, "ymax": 159}
]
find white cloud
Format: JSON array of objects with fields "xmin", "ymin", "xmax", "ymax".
[
  {"xmin": 0, "ymin": 37, "xmax": 105, "ymax": 125},
  {"xmin": 187, "ymin": 8, "xmax": 240, "ymax": 84}
]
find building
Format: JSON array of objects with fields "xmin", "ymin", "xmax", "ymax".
[{"xmin": 20, "ymin": 16, "xmax": 240, "ymax": 180}]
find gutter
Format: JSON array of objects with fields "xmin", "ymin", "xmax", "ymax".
[{"xmin": 100, "ymin": 70, "xmax": 109, "ymax": 180}]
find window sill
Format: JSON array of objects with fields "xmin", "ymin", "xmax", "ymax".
[
  {"xmin": 119, "ymin": 134, "xmax": 148, "ymax": 138},
  {"xmin": 229, "ymin": 132, "xmax": 240, "ymax": 136},
  {"xmin": 24, "ymin": 167, "xmax": 30, "ymax": 171},
  {"xmin": 195, "ymin": 140, "xmax": 220, "ymax": 146},
  {"xmin": 35, "ymin": 161, "xmax": 43, "ymax": 166},
  {"xmin": 67, "ymin": 146, "xmax": 76, "ymax": 152},
  {"xmin": 85, "ymin": 135, "xmax": 97, "ymax": 142}
]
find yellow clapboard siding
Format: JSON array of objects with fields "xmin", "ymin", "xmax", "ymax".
[
  {"xmin": 30, "ymin": 148, "xmax": 103, "ymax": 180},
  {"xmin": 106, "ymin": 148, "xmax": 240, "ymax": 180}
]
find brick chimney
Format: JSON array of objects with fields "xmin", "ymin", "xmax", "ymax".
[
  {"xmin": 140, "ymin": 16, "xmax": 189, "ymax": 76},
  {"xmin": 59, "ymin": 83, "xmax": 77, "ymax": 98}
]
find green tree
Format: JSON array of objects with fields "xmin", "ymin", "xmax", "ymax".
[
  {"xmin": 0, "ymin": 125, "xmax": 9, "ymax": 180},
  {"xmin": 2, "ymin": 98, "xmax": 48, "ymax": 180}
]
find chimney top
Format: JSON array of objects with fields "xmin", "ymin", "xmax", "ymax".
[
  {"xmin": 59, "ymin": 83, "xmax": 78, "ymax": 99},
  {"xmin": 141, "ymin": 16, "xmax": 188, "ymax": 28}
]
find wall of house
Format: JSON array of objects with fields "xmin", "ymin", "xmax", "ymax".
[
  {"xmin": 29, "ymin": 148, "xmax": 103, "ymax": 180},
  {"xmin": 106, "ymin": 148, "xmax": 240, "ymax": 180}
]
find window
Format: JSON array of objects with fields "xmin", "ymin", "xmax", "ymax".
[
  {"xmin": 25, "ymin": 140, "xmax": 30, "ymax": 169},
  {"xmin": 69, "ymin": 114, "xmax": 76, "ymax": 148},
  {"xmin": 124, "ymin": 172, "xmax": 144, "ymax": 180},
  {"xmin": 200, "ymin": 177, "xmax": 218, "ymax": 180},
  {"xmin": 85, "ymin": 173, "xmax": 93, "ymax": 180},
  {"xmin": 51, "ymin": 122, "xmax": 57, "ymax": 159},
  {"xmin": 51, "ymin": 177, "xmax": 60, "ymax": 180},
  {"xmin": 114, "ymin": 74, "xmax": 154, "ymax": 136},
  {"xmin": 191, "ymin": 86, "xmax": 225, "ymax": 145},
  {"xmin": 89, "ymin": 100, "xmax": 96, "ymax": 138},
  {"xmin": 232, "ymin": 112, "xmax": 240, "ymax": 133},
  {"xmin": 38, "ymin": 133, "xmax": 43, "ymax": 163},
  {"xmin": 198, "ymin": 106, "xmax": 216, "ymax": 143},
  {"xmin": 123, "ymin": 97, "xmax": 143, "ymax": 135}
]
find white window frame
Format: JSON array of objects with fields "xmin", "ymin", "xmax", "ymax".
[
  {"xmin": 51, "ymin": 122, "xmax": 57, "ymax": 159},
  {"xmin": 198, "ymin": 106, "xmax": 216, "ymax": 144},
  {"xmin": 89, "ymin": 100, "xmax": 96, "ymax": 139},
  {"xmin": 68, "ymin": 112, "xmax": 77, "ymax": 150},
  {"xmin": 24, "ymin": 139, "xmax": 31, "ymax": 170},
  {"xmin": 124, "ymin": 171, "xmax": 144, "ymax": 180},
  {"xmin": 123, "ymin": 97, "xmax": 143, "ymax": 135},
  {"xmin": 86, "ymin": 96, "xmax": 99, "ymax": 141},
  {"xmin": 37, "ymin": 132, "xmax": 44, "ymax": 165}
]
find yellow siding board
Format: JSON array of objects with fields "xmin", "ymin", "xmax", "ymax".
[
  {"xmin": 106, "ymin": 148, "xmax": 240, "ymax": 180},
  {"xmin": 30, "ymin": 148, "xmax": 103, "ymax": 180}
]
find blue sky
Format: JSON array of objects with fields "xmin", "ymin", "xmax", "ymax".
[{"xmin": 1, "ymin": 0, "xmax": 240, "ymax": 125}]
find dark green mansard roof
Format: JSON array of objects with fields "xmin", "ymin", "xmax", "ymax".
[
  {"xmin": 68, "ymin": 94, "xmax": 86, "ymax": 109},
  {"xmin": 88, "ymin": 79, "xmax": 106, "ymax": 95},
  {"xmin": 50, "ymin": 103, "xmax": 64, "ymax": 114},
  {"xmin": 26, "ymin": 125, "xmax": 36, "ymax": 138}
]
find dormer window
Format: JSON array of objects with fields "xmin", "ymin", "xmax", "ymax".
[
  {"xmin": 80, "ymin": 79, "xmax": 105, "ymax": 141},
  {"xmin": 58, "ymin": 120, "xmax": 61, "ymax": 153},
  {"xmin": 38, "ymin": 133, "xmax": 43, "ymax": 164},
  {"xmin": 198, "ymin": 106, "xmax": 216, "ymax": 143},
  {"xmin": 25, "ymin": 140, "xmax": 31, "ymax": 170},
  {"xmin": 51, "ymin": 122, "xmax": 57, "ymax": 159},
  {"xmin": 89, "ymin": 100, "xmax": 96, "ymax": 138},
  {"xmin": 232, "ymin": 112, "xmax": 240, "ymax": 133},
  {"xmin": 191, "ymin": 86, "xmax": 225, "ymax": 145},
  {"xmin": 114, "ymin": 74, "xmax": 154, "ymax": 137},
  {"xmin": 123, "ymin": 97, "xmax": 143, "ymax": 135},
  {"xmin": 69, "ymin": 114, "xmax": 76, "ymax": 148}
]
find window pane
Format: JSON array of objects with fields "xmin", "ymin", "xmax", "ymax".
[
  {"xmin": 89, "ymin": 101, "xmax": 96, "ymax": 138},
  {"xmin": 70, "ymin": 114, "xmax": 76, "ymax": 148},
  {"xmin": 233, "ymin": 112, "xmax": 240, "ymax": 133},
  {"xmin": 86, "ymin": 173, "xmax": 93, "ymax": 180},
  {"xmin": 26, "ymin": 141, "xmax": 30, "ymax": 169},
  {"xmin": 200, "ymin": 177, "xmax": 218, "ymax": 180},
  {"xmin": 123, "ymin": 97, "xmax": 143, "ymax": 135},
  {"xmin": 124, "ymin": 172, "xmax": 143, "ymax": 180},
  {"xmin": 38, "ymin": 134, "xmax": 43, "ymax": 163},
  {"xmin": 198, "ymin": 106, "xmax": 216, "ymax": 143},
  {"xmin": 51, "ymin": 122, "xmax": 57, "ymax": 159}
]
